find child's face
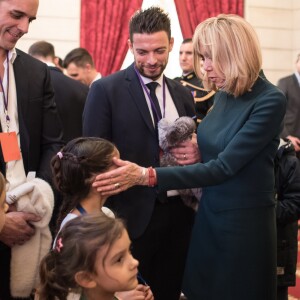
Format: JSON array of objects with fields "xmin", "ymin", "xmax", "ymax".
[
  {"xmin": 0, "ymin": 190, "xmax": 8, "ymax": 232},
  {"xmin": 92, "ymin": 228, "xmax": 139, "ymax": 293}
]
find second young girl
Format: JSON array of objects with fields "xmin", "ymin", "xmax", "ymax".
[{"xmin": 38, "ymin": 213, "xmax": 139, "ymax": 300}]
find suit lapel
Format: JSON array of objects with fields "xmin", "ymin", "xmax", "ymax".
[
  {"xmin": 292, "ymin": 74, "xmax": 300, "ymax": 93},
  {"xmin": 14, "ymin": 50, "xmax": 29, "ymax": 119},
  {"xmin": 0, "ymin": 50, "xmax": 29, "ymax": 175},
  {"xmin": 165, "ymin": 77, "xmax": 186, "ymax": 117},
  {"xmin": 13, "ymin": 50, "xmax": 29, "ymax": 172},
  {"xmin": 126, "ymin": 64, "xmax": 156, "ymax": 136}
]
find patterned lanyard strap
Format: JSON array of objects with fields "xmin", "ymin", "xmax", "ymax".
[{"xmin": 0, "ymin": 51, "xmax": 10, "ymax": 132}]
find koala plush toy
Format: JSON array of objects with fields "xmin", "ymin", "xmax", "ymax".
[{"xmin": 158, "ymin": 116, "xmax": 201, "ymax": 210}]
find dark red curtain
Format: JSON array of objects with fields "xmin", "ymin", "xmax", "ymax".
[
  {"xmin": 80, "ymin": 0, "xmax": 142, "ymax": 76},
  {"xmin": 174, "ymin": 0, "xmax": 244, "ymax": 39}
]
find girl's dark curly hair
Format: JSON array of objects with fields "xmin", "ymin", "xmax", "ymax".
[{"xmin": 51, "ymin": 137, "xmax": 116, "ymax": 230}]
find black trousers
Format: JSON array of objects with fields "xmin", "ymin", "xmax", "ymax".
[
  {"xmin": 0, "ymin": 242, "xmax": 11, "ymax": 300},
  {"xmin": 131, "ymin": 196, "xmax": 195, "ymax": 300},
  {"xmin": 277, "ymin": 286, "xmax": 288, "ymax": 300}
]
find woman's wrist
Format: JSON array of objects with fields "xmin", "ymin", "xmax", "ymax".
[
  {"xmin": 137, "ymin": 166, "xmax": 158, "ymax": 186},
  {"xmin": 148, "ymin": 167, "xmax": 157, "ymax": 187},
  {"xmin": 138, "ymin": 167, "xmax": 147, "ymax": 185}
]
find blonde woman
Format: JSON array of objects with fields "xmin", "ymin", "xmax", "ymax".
[{"xmin": 93, "ymin": 14, "xmax": 286, "ymax": 299}]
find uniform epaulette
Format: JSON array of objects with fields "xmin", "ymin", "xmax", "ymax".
[
  {"xmin": 194, "ymin": 90, "xmax": 216, "ymax": 102},
  {"xmin": 180, "ymin": 80, "xmax": 206, "ymax": 91},
  {"xmin": 186, "ymin": 73, "xmax": 194, "ymax": 80}
]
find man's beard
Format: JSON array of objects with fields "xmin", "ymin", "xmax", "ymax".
[{"xmin": 135, "ymin": 62, "xmax": 167, "ymax": 80}]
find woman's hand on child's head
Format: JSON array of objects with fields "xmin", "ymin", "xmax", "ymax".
[{"xmin": 93, "ymin": 158, "xmax": 144, "ymax": 196}]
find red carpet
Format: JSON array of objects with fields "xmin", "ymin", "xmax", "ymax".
[
  {"xmin": 288, "ymin": 232, "xmax": 300, "ymax": 299},
  {"xmin": 289, "ymin": 274, "xmax": 300, "ymax": 299}
]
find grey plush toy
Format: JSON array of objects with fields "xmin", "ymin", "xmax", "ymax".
[{"xmin": 158, "ymin": 116, "xmax": 201, "ymax": 210}]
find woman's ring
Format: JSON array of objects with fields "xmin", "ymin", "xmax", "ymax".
[
  {"xmin": 114, "ymin": 183, "xmax": 120, "ymax": 189},
  {"xmin": 183, "ymin": 154, "xmax": 186, "ymax": 160}
]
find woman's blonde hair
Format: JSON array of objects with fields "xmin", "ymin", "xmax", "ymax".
[{"xmin": 193, "ymin": 14, "xmax": 262, "ymax": 97}]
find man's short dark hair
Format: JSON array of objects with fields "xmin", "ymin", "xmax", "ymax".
[
  {"xmin": 129, "ymin": 6, "xmax": 171, "ymax": 42},
  {"xmin": 63, "ymin": 47, "xmax": 94, "ymax": 68},
  {"xmin": 182, "ymin": 38, "xmax": 192, "ymax": 44},
  {"xmin": 28, "ymin": 41, "xmax": 55, "ymax": 58}
]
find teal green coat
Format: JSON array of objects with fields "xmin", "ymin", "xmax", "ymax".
[{"xmin": 156, "ymin": 76, "xmax": 286, "ymax": 299}]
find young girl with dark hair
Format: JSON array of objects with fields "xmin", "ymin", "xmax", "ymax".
[
  {"xmin": 51, "ymin": 137, "xmax": 117, "ymax": 230},
  {"xmin": 37, "ymin": 213, "xmax": 139, "ymax": 300}
]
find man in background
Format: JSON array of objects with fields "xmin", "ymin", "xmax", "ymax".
[
  {"xmin": 174, "ymin": 38, "xmax": 214, "ymax": 123},
  {"xmin": 278, "ymin": 53, "xmax": 300, "ymax": 158},
  {"xmin": 0, "ymin": 0, "xmax": 63, "ymax": 298},
  {"xmin": 28, "ymin": 41, "xmax": 89, "ymax": 143},
  {"xmin": 63, "ymin": 47, "xmax": 101, "ymax": 87}
]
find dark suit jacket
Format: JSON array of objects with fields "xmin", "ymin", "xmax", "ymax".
[
  {"xmin": 83, "ymin": 63, "xmax": 195, "ymax": 239},
  {"xmin": 48, "ymin": 66, "xmax": 88, "ymax": 143},
  {"xmin": 278, "ymin": 74, "xmax": 300, "ymax": 138},
  {"xmin": 0, "ymin": 49, "xmax": 63, "ymax": 182},
  {"xmin": 0, "ymin": 49, "xmax": 63, "ymax": 299}
]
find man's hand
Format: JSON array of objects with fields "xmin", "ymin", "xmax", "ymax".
[
  {"xmin": 170, "ymin": 133, "xmax": 201, "ymax": 165},
  {"xmin": 0, "ymin": 211, "xmax": 41, "ymax": 247},
  {"xmin": 287, "ymin": 135, "xmax": 300, "ymax": 152}
]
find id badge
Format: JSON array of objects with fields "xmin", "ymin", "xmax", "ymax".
[{"xmin": 0, "ymin": 131, "xmax": 21, "ymax": 162}]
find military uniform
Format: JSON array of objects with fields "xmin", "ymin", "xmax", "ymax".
[{"xmin": 174, "ymin": 72, "xmax": 214, "ymax": 123}]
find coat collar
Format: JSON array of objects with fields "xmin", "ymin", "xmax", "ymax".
[{"xmin": 14, "ymin": 49, "xmax": 29, "ymax": 117}]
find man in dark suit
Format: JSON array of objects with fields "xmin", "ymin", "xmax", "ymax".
[
  {"xmin": 278, "ymin": 53, "xmax": 300, "ymax": 158},
  {"xmin": 0, "ymin": 0, "xmax": 63, "ymax": 298},
  {"xmin": 28, "ymin": 41, "xmax": 89, "ymax": 143},
  {"xmin": 83, "ymin": 7, "xmax": 199, "ymax": 300}
]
